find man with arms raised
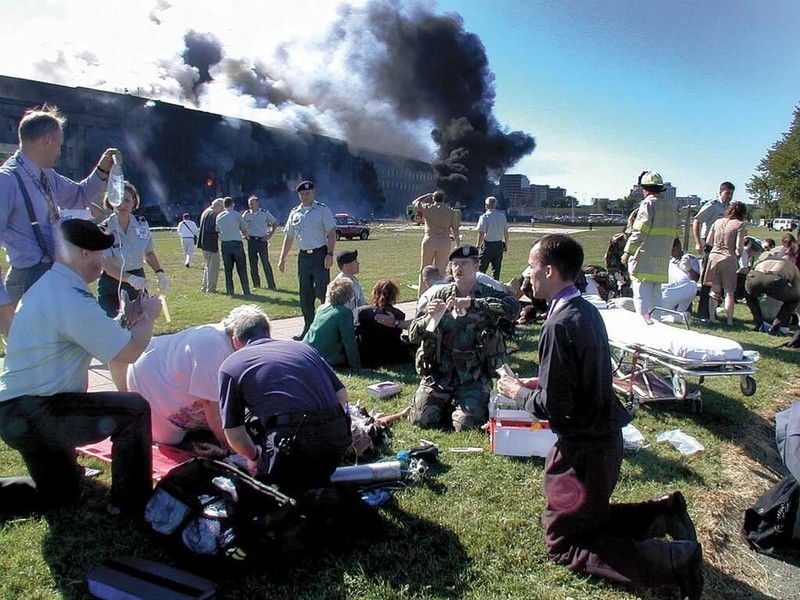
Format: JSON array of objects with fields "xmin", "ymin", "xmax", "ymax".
[
  {"xmin": 498, "ymin": 234, "xmax": 702, "ymax": 600},
  {"xmin": 0, "ymin": 219, "xmax": 161, "ymax": 516},
  {"xmin": 0, "ymin": 105, "xmax": 119, "ymax": 333}
]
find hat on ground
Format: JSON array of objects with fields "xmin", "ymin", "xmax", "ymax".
[
  {"xmin": 296, "ymin": 180, "xmax": 315, "ymax": 192},
  {"xmin": 449, "ymin": 245, "xmax": 479, "ymax": 261},
  {"xmin": 637, "ymin": 170, "xmax": 669, "ymax": 191},
  {"xmin": 60, "ymin": 218, "xmax": 115, "ymax": 251},
  {"xmin": 337, "ymin": 249, "xmax": 358, "ymax": 268}
]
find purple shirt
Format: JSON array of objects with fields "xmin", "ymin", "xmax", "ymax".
[
  {"xmin": 546, "ymin": 285, "xmax": 580, "ymax": 320},
  {"xmin": 219, "ymin": 337, "xmax": 344, "ymax": 429},
  {"xmin": 0, "ymin": 150, "xmax": 105, "ymax": 303}
]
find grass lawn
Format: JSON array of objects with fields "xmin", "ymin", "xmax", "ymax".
[{"xmin": 1, "ymin": 222, "xmax": 798, "ymax": 599}]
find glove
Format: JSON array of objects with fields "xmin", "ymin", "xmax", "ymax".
[
  {"xmin": 126, "ymin": 274, "xmax": 146, "ymax": 290},
  {"xmin": 157, "ymin": 272, "xmax": 170, "ymax": 293}
]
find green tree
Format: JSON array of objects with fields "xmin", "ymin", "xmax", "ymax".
[
  {"xmin": 746, "ymin": 171, "xmax": 780, "ymax": 218},
  {"xmin": 755, "ymin": 105, "xmax": 800, "ymax": 215}
]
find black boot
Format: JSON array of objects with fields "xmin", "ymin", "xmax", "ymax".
[
  {"xmin": 671, "ymin": 540, "xmax": 703, "ymax": 600},
  {"xmin": 662, "ymin": 491, "xmax": 698, "ymax": 542}
]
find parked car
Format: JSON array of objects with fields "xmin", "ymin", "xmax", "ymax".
[
  {"xmin": 334, "ymin": 213, "xmax": 370, "ymax": 240},
  {"xmin": 773, "ymin": 218, "xmax": 796, "ymax": 232}
]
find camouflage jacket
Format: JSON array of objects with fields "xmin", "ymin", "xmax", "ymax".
[{"xmin": 408, "ymin": 282, "xmax": 519, "ymax": 386}]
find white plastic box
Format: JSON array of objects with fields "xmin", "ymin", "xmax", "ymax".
[
  {"xmin": 489, "ymin": 408, "xmax": 557, "ymax": 458},
  {"xmin": 366, "ymin": 381, "xmax": 401, "ymax": 399}
]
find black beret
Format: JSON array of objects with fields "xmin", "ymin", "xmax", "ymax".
[
  {"xmin": 336, "ymin": 249, "xmax": 358, "ymax": 268},
  {"xmin": 60, "ymin": 218, "xmax": 115, "ymax": 251},
  {"xmin": 449, "ymin": 245, "xmax": 479, "ymax": 261},
  {"xmin": 296, "ymin": 180, "xmax": 315, "ymax": 192}
]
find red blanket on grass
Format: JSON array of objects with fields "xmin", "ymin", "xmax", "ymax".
[{"xmin": 78, "ymin": 438, "xmax": 192, "ymax": 481}]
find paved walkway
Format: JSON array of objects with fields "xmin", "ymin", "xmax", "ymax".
[{"xmin": 79, "ymin": 300, "xmax": 420, "ymax": 392}]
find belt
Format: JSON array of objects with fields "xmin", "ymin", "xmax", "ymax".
[
  {"xmin": 249, "ymin": 236, "xmax": 265, "ymax": 241},
  {"xmin": 263, "ymin": 405, "xmax": 345, "ymax": 429},
  {"xmin": 300, "ymin": 246, "xmax": 326, "ymax": 254}
]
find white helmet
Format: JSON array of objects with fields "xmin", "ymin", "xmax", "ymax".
[{"xmin": 638, "ymin": 170, "xmax": 669, "ymax": 191}]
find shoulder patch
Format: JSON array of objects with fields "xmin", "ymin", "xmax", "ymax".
[{"xmin": 314, "ymin": 201, "xmax": 326, "ymax": 207}]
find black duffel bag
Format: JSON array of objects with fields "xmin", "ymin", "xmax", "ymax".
[
  {"xmin": 742, "ymin": 474, "xmax": 800, "ymax": 554},
  {"xmin": 144, "ymin": 458, "xmax": 299, "ymax": 564}
]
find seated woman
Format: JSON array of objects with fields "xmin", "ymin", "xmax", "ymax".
[
  {"xmin": 356, "ymin": 278, "xmax": 414, "ymax": 368},
  {"xmin": 303, "ymin": 278, "xmax": 361, "ymax": 369}
]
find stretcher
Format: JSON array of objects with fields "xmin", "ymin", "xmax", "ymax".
[{"xmin": 600, "ymin": 307, "xmax": 758, "ymax": 413}]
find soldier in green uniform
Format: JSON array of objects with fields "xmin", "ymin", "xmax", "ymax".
[{"xmin": 408, "ymin": 245, "xmax": 519, "ymax": 431}]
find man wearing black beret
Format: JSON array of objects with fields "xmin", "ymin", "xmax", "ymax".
[
  {"xmin": 408, "ymin": 244, "xmax": 518, "ymax": 431},
  {"xmin": 333, "ymin": 249, "xmax": 367, "ymax": 322},
  {"xmin": 0, "ymin": 218, "xmax": 162, "ymax": 517},
  {"xmin": 278, "ymin": 181, "xmax": 337, "ymax": 339}
]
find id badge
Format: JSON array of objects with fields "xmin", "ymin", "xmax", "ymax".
[{"xmin": 137, "ymin": 226, "xmax": 149, "ymax": 239}]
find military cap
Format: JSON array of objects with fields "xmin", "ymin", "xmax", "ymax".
[
  {"xmin": 296, "ymin": 180, "xmax": 315, "ymax": 192},
  {"xmin": 449, "ymin": 245, "xmax": 479, "ymax": 261},
  {"xmin": 60, "ymin": 218, "xmax": 115, "ymax": 251},
  {"xmin": 336, "ymin": 249, "xmax": 358, "ymax": 268}
]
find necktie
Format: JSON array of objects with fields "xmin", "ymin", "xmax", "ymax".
[{"xmin": 39, "ymin": 171, "xmax": 59, "ymax": 223}]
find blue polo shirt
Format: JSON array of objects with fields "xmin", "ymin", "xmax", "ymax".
[{"xmin": 219, "ymin": 337, "xmax": 344, "ymax": 429}]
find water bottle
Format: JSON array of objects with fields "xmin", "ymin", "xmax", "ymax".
[{"xmin": 106, "ymin": 155, "xmax": 125, "ymax": 207}]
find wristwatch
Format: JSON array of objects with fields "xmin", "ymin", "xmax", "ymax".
[{"xmin": 326, "ymin": 252, "xmax": 333, "ymax": 257}]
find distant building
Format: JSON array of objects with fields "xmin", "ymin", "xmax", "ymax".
[
  {"xmin": 499, "ymin": 174, "xmax": 530, "ymax": 207},
  {"xmin": 675, "ymin": 194, "xmax": 701, "ymax": 209},
  {"xmin": 529, "ymin": 184, "xmax": 549, "ymax": 208},
  {"xmin": 547, "ymin": 186, "xmax": 567, "ymax": 203}
]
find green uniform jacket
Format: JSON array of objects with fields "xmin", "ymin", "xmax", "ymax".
[
  {"xmin": 624, "ymin": 194, "xmax": 679, "ymax": 283},
  {"xmin": 408, "ymin": 281, "xmax": 519, "ymax": 387}
]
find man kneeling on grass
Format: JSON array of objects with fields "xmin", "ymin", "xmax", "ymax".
[
  {"xmin": 498, "ymin": 234, "xmax": 703, "ymax": 600},
  {"xmin": 218, "ymin": 311, "xmax": 352, "ymax": 494}
]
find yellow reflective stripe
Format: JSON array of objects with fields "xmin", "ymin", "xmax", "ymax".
[{"xmin": 648, "ymin": 226, "xmax": 678, "ymax": 236}]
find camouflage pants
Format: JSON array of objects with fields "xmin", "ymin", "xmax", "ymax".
[{"xmin": 410, "ymin": 377, "xmax": 491, "ymax": 431}]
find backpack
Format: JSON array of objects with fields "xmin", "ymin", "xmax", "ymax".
[
  {"xmin": 742, "ymin": 475, "xmax": 800, "ymax": 554},
  {"xmin": 144, "ymin": 458, "xmax": 299, "ymax": 564}
]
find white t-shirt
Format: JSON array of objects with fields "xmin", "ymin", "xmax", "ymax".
[{"xmin": 127, "ymin": 324, "xmax": 233, "ymax": 433}]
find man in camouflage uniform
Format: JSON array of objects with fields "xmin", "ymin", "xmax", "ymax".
[{"xmin": 408, "ymin": 245, "xmax": 519, "ymax": 431}]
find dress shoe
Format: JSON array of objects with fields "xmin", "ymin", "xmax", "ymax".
[
  {"xmin": 671, "ymin": 541, "xmax": 703, "ymax": 600},
  {"xmin": 662, "ymin": 491, "xmax": 697, "ymax": 542}
]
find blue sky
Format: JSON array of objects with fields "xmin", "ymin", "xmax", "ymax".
[
  {"xmin": 1, "ymin": 0, "xmax": 798, "ymax": 203},
  {"xmin": 435, "ymin": 0, "xmax": 800, "ymax": 201}
]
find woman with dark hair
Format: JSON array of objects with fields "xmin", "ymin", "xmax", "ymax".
[
  {"xmin": 98, "ymin": 180, "xmax": 168, "ymax": 318},
  {"xmin": 356, "ymin": 278, "xmax": 413, "ymax": 368},
  {"xmin": 704, "ymin": 201, "xmax": 747, "ymax": 326}
]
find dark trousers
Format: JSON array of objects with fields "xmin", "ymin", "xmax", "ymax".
[
  {"xmin": 479, "ymin": 240, "xmax": 505, "ymax": 280},
  {"xmin": 221, "ymin": 240, "xmax": 250, "ymax": 296},
  {"xmin": 0, "ymin": 392, "xmax": 153, "ymax": 514},
  {"xmin": 696, "ymin": 246, "xmax": 712, "ymax": 319},
  {"xmin": 97, "ymin": 269, "xmax": 145, "ymax": 319},
  {"xmin": 298, "ymin": 247, "xmax": 330, "ymax": 333},
  {"xmin": 256, "ymin": 408, "xmax": 351, "ymax": 494},
  {"xmin": 744, "ymin": 270, "xmax": 800, "ymax": 328},
  {"xmin": 247, "ymin": 238, "xmax": 276, "ymax": 289},
  {"xmin": 542, "ymin": 433, "xmax": 679, "ymax": 587}
]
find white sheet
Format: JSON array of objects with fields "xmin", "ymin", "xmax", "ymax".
[{"xmin": 600, "ymin": 308, "xmax": 744, "ymax": 361}]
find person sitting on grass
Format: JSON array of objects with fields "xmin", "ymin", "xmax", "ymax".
[
  {"xmin": 356, "ymin": 278, "xmax": 413, "ymax": 368},
  {"xmin": 303, "ymin": 278, "xmax": 360, "ymax": 369}
]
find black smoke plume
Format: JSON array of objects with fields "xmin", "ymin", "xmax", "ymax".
[
  {"xmin": 182, "ymin": 30, "xmax": 223, "ymax": 101},
  {"xmin": 354, "ymin": 1, "xmax": 536, "ymax": 206}
]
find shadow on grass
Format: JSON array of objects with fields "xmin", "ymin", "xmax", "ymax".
[{"xmin": 624, "ymin": 446, "xmax": 706, "ymax": 486}]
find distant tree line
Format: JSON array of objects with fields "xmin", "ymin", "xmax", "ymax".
[{"xmin": 748, "ymin": 104, "xmax": 800, "ymax": 218}]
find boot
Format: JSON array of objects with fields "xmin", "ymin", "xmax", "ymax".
[
  {"xmin": 662, "ymin": 491, "xmax": 698, "ymax": 542},
  {"xmin": 671, "ymin": 540, "xmax": 704, "ymax": 600}
]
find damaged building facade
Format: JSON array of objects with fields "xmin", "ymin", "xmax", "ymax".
[{"xmin": 0, "ymin": 76, "xmax": 436, "ymax": 225}]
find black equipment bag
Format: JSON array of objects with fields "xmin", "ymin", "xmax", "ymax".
[
  {"xmin": 742, "ymin": 474, "xmax": 800, "ymax": 554},
  {"xmin": 144, "ymin": 458, "xmax": 298, "ymax": 564}
]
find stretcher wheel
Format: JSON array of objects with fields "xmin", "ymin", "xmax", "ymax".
[
  {"xmin": 671, "ymin": 374, "xmax": 687, "ymax": 400},
  {"xmin": 740, "ymin": 376, "xmax": 757, "ymax": 397}
]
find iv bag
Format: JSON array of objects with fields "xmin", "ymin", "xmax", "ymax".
[{"xmin": 106, "ymin": 156, "xmax": 125, "ymax": 207}]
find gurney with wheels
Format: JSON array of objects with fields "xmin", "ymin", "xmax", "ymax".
[{"xmin": 599, "ymin": 307, "xmax": 759, "ymax": 413}]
